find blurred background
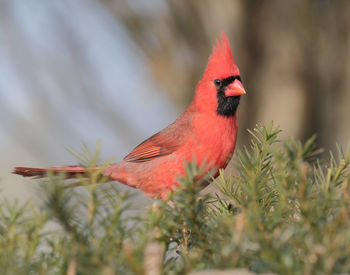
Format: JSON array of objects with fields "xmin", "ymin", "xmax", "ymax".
[{"xmin": 1, "ymin": 0, "xmax": 349, "ymax": 203}]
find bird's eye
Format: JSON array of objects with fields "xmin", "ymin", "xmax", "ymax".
[{"xmin": 214, "ymin": 79, "xmax": 221, "ymax": 86}]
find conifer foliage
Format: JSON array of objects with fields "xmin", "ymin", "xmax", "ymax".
[{"xmin": 2, "ymin": 123, "xmax": 350, "ymax": 274}]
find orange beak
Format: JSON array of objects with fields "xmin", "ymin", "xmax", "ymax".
[{"xmin": 225, "ymin": 79, "xmax": 246, "ymax": 97}]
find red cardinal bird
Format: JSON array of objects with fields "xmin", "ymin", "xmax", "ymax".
[{"xmin": 13, "ymin": 32, "xmax": 246, "ymax": 199}]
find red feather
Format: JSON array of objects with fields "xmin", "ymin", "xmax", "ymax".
[{"xmin": 123, "ymin": 132, "xmax": 181, "ymax": 163}]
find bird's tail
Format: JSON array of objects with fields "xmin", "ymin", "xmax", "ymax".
[
  {"xmin": 12, "ymin": 165, "xmax": 99, "ymax": 178},
  {"xmin": 13, "ymin": 165, "xmax": 111, "ymax": 188}
]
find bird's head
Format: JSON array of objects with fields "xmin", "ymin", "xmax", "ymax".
[{"xmin": 194, "ymin": 32, "xmax": 246, "ymax": 117}]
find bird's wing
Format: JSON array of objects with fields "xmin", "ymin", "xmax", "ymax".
[{"xmin": 123, "ymin": 131, "xmax": 182, "ymax": 163}]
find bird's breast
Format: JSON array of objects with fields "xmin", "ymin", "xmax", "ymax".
[{"xmin": 190, "ymin": 113, "xmax": 238, "ymax": 170}]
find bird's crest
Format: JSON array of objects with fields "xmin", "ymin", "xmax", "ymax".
[{"xmin": 203, "ymin": 32, "xmax": 239, "ymax": 80}]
